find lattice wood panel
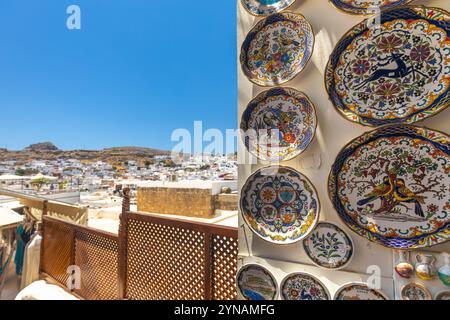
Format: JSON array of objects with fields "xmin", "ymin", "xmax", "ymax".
[
  {"xmin": 74, "ymin": 231, "xmax": 119, "ymax": 300},
  {"xmin": 126, "ymin": 219, "xmax": 206, "ymax": 300},
  {"xmin": 41, "ymin": 219, "xmax": 74, "ymax": 287},
  {"xmin": 211, "ymin": 234, "xmax": 238, "ymax": 300}
]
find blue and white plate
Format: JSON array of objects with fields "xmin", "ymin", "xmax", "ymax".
[{"xmin": 241, "ymin": 0, "xmax": 296, "ymax": 16}]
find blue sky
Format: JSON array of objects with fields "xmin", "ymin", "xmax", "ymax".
[{"xmin": 0, "ymin": 1, "xmax": 236, "ymax": 151}]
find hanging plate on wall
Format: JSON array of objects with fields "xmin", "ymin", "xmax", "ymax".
[
  {"xmin": 240, "ymin": 166, "xmax": 319, "ymax": 244},
  {"xmin": 240, "ymin": 88, "xmax": 317, "ymax": 162},
  {"xmin": 329, "ymin": 0, "xmax": 413, "ymax": 15},
  {"xmin": 303, "ymin": 222, "xmax": 354, "ymax": 270},
  {"xmin": 280, "ymin": 272, "xmax": 330, "ymax": 300},
  {"xmin": 435, "ymin": 291, "xmax": 450, "ymax": 301},
  {"xmin": 328, "ymin": 125, "xmax": 450, "ymax": 250},
  {"xmin": 334, "ymin": 283, "xmax": 388, "ymax": 300},
  {"xmin": 236, "ymin": 264, "xmax": 278, "ymax": 300},
  {"xmin": 401, "ymin": 282, "xmax": 432, "ymax": 300},
  {"xmin": 240, "ymin": 0, "xmax": 296, "ymax": 17},
  {"xmin": 325, "ymin": 6, "xmax": 450, "ymax": 126},
  {"xmin": 240, "ymin": 12, "xmax": 314, "ymax": 86}
]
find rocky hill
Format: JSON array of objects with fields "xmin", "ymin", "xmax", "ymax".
[{"xmin": 0, "ymin": 142, "xmax": 171, "ymax": 164}]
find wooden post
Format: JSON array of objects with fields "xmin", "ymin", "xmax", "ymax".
[
  {"xmin": 204, "ymin": 232, "xmax": 213, "ymax": 300},
  {"xmin": 118, "ymin": 187, "xmax": 130, "ymax": 299}
]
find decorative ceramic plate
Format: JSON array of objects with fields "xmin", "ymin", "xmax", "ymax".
[
  {"xmin": 241, "ymin": 0, "xmax": 296, "ymax": 17},
  {"xmin": 303, "ymin": 222, "xmax": 354, "ymax": 270},
  {"xmin": 325, "ymin": 6, "xmax": 450, "ymax": 126},
  {"xmin": 240, "ymin": 166, "xmax": 319, "ymax": 244},
  {"xmin": 435, "ymin": 291, "xmax": 450, "ymax": 300},
  {"xmin": 237, "ymin": 264, "xmax": 278, "ymax": 300},
  {"xmin": 329, "ymin": 0, "xmax": 413, "ymax": 15},
  {"xmin": 334, "ymin": 283, "xmax": 388, "ymax": 300},
  {"xmin": 329, "ymin": 125, "xmax": 450, "ymax": 249},
  {"xmin": 281, "ymin": 272, "xmax": 330, "ymax": 300},
  {"xmin": 240, "ymin": 12, "xmax": 314, "ymax": 86},
  {"xmin": 401, "ymin": 282, "xmax": 432, "ymax": 300},
  {"xmin": 240, "ymin": 88, "xmax": 317, "ymax": 162}
]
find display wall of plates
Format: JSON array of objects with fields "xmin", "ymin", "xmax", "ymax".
[
  {"xmin": 329, "ymin": 125, "xmax": 450, "ymax": 250},
  {"xmin": 240, "ymin": 88, "xmax": 317, "ymax": 162},
  {"xmin": 334, "ymin": 283, "xmax": 388, "ymax": 300},
  {"xmin": 325, "ymin": 6, "xmax": 450, "ymax": 126},
  {"xmin": 236, "ymin": 264, "xmax": 278, "ymax": 300},
  {"xmin": 240, "ymin": 166, "xmax": 319, "ymax": 244},
  {"xmin": 303, "ymin": 222, "xmax": 354, "ymax": 270},
  {"xmin": 280, "ymin": 272, "xmax": 331, "ymax": 300},
  {"xmin": 240, "ymin": 12, "xmax": 314, "ymax": 86},
  {"xmin": 329, "ymin": 0, "xmax": 413, "ymax": 15},
  {"xmin": 241, "ymin": 0, "xmax": 297, "ymax": 17}
]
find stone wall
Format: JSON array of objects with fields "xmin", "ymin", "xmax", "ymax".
[
  {"xmin": 137, "ymin": 187, "xmax": 215, "ymax": 218},
  {"xmin": 214, "ymin": 194, "xmax": 238, "ymax": 211}
]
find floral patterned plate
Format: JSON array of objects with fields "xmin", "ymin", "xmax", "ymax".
[
  {"xmin": 401, "ymin": 282, "xmax": 432, "ymax": 300},
  {"xmin": 329, "ymin": 125, "xmax": 450, "ymax": 250},
  {"xmin": 329, "ymin": 0, "xmax": 413, "ymax": 15},
  {"xmin": 325, "ymin": 6, "xmax": 450, "ymax": 126},
  {"xmin": 334, "ymin": 283, "xmax": 388, "ymax": 300},
  {"xmin": 240, "ymin": 166, "xmax": 319, "ymax": 244},
  {"xmin": 240, "ymin": 12, "xmax": 314, "ymax": 86},
  {"xmin": 237, "ymin": 264, "xmax": 278, "ymax": 300},
  {"xmin": 241, "ymin": 0, "xmax": 296, "ymax": 17},
  {"xmin": 281, "ymin": 272, "xmax": 330, "ymax": 300},
  {"xmin": 240, "ymin": 88, "xmax": 317, "ymax": 162},
  {"xmin": 303, "ymin": 222, "xmax": 354, "ymax": 270}
]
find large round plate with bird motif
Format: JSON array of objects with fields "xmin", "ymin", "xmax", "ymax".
[
  {"xmin": 237, "ymin": 264, "xmax": 278, "ymax": 300},
  {"xmin": 329, "ymin": 0, "xmax": 413, "ymax": 15},
  {"xmin": 241, "ymin": 0, "xmax": 296, "ymax": 17},
  {"xmin": 241, "ymin": 166, "xmax": 319, "ymax": 244},
  {"xmin": 240, "ymin": 88, "xmax": 317, "ymax": 162},
  {"xmin": 240, "ymin": 12, "xmax": 314, "ymax": 86},
  {"xmin": 325, "ymin": 6, "xmax": 450, "ymax": 126},
  {"xmin": 280, "ymin": 272, "xmax": 330, "ymax": 300},
  {"xmin": 328, "ymin": 125, "xmax": 450, "ymax": 249},
  {"xmin": 334, "ymin": 283, "xmax": 388, "ymax": 300}
]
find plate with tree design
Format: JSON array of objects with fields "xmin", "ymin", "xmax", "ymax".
[
  {"xmin": 240, "ymin": 166, "xmax": 319, "ymax": 244},
  {"xmin": 328, "ymin": 125, "xmax": 450, "ymax": 249},
  {"xmin": 241, "ymin": 0, "xmax": 296, "ymax": 17},
  {"xmin": 329, "ymin": 0, "xmax": 413, "ymax": 15},
  {"xmin": 240, "ymin": 12, "xmax": 314, "ymax": 86},
  {"xmin": 303, "ymin": 222, "xmax": 354, "ymax": 270},
  {"xmin": 325, "ymin": 6, "xmax": 450, "ymax": 126},
  {"xmin": 280, "ymin": 272, "xmax": 330, "ymax": 300},
  {"xmin": 240, "ymin": 88, "xmax": 317, "ymax": 162}
]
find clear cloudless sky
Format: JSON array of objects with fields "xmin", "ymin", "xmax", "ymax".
[{"xmin": 0, "ymin": 0, "xmax": 236, "ymax": 151}]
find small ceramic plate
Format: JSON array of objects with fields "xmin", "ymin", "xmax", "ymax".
[
  {"xmin": 237, "ymin": 264, "xmax": 278, "ymax": 300},
  {"xmin": 240, "ymin": 12, "xmax": 314, "ymax": 86},
  {"xmin": 325, "ymin": 6, "xmax": 450, "ymax": 126},
  {"xmin": 240, "ymin": 88, "xmax": 317, "ymax": 162},
  {"xmin": 241, "ymin": 0, "xmax": 296, "ymax": 17},
  {"xmin": 303, "ymin": 222, "xmax": 353, "ymax": 270},
  {"xmin": 281, "ymin": 272, "xmax": 330, "ymax": 300},
  {"xmin": 240, "ymin": 166, "xmax": 319, "ymax": 244},
  {"xmin": 435, "ymin": 291, "xmax": 450, "ymax": 301},
  {"xmin": 334, "ymin": 283, "xmax": 388, "ymax": 300},
  {"xmin": 329, "ymin": 0, "xmax": 412, "ymax": 15},
  {"xmin": 401, "ymin": 282, "xmax": 432, "ymax": 300},
  {"xmin": 329, "ymin": 125, "xmax": 450, "ymax": 250}
]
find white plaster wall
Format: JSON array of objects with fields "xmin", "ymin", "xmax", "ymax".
[{"xmin": 237, "ymin": 0, "xmax": 450, "ymax": 299}]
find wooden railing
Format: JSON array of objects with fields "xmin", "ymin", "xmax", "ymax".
[{"xmin": 40, "ymin": 188, "xmax": 238, "ymax": 300}]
